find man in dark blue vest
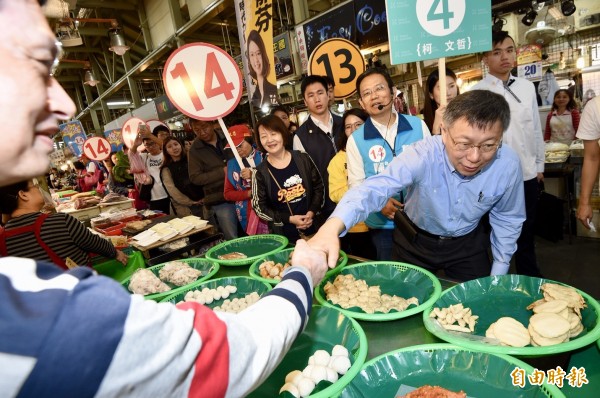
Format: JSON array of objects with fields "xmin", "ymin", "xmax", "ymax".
[{"xmin": 293, "ymin": 75, "xmax": 343, "ymax": 228}]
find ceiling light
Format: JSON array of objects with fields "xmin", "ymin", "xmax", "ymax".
[
  {"xmin": 83, "ymin": 69, "xmax": 99, "ymax": 87},
  {"xmin": 106, "ymin": 100, "xmax": 132, "ymax": 106},
  {"xmin": 109, "ymin": 27, "xmax": 129, "ymax": 56},
  {"xmin": 561, "ymin": 1, "xmax": 576, "ymax": 17},
  {"xmin": 522, "ymin": 9, "xmax": 538, "ymax": 26}
]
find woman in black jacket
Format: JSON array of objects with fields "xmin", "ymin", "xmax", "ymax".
[{"xmin": 251, "ymin": 115, "xmax": 324, "ymax": 241}]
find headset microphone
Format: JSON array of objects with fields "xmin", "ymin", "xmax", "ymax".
[{"xmin": 377, "ymin": 97, "xmax": 394, "ymax": 111}]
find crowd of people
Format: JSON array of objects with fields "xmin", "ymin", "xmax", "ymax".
[{"xmin": 1, "ymin": 1, "xmax": 599, "ymax": 394}]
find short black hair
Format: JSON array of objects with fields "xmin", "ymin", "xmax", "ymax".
[
  {"xmin": 322, "ymin": 75, "xmax": 335, "ymax": 88},
  {"xmin": 0, "ymin": 181, "xmax": 29, "ymax": 214},
  {"xmin": 270, "ymin": 105, "xmax": 289, "ymax": 117},
  {"xmin": 301, "ymin": 75, "xmax": 329, "ymax": 99},
  {"xmin": 254, "ymin": 115, "xmax": 291, "ymax": 153},
  {"xmin": 152, "ymin": 125, "xmax": 170, "ymax": 136},
  {"xmin": 443, "ymin": 90, "xmax": 510, "ymax": 132},
  {"xmin": 355, "ymin": 68, "xmax": 394, "ymax": 98},
  {"xmin": 491, "ymin": 30, "xmax": 514, "ymax": 48}
]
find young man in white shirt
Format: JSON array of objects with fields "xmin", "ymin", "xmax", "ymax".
[
  {"xmin": 473, "ymin": 30, "xmax": 545, "ymax": 277},
  {"xmin": 293, "ymin": 75, "xmax": 343, "ymax": 228},
  {"xmin": 576, "ymin": 96, "xmax": 600, "ymax": 230}
]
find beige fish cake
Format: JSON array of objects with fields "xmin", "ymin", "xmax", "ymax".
[
  {"xmin": 493, "ymin": 317, "xmax": 530, "ymax": 347},
  {"xmin": 529, "ymin": 313, "xmax": 570, "ymax": 339}
]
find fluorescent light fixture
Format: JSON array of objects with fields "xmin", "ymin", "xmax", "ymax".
[{"xmin": 107, "ymin": 100, "xmax": 131, "ymax": 106}]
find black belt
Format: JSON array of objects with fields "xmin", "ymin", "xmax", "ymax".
[{"xmin": 394, "ymin": 210, "xmax": 458, "ymax": 241}]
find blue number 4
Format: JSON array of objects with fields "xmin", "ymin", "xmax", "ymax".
[{"xmin": 427, "ymin": 0, "xmax": 454, "ymax": 30}]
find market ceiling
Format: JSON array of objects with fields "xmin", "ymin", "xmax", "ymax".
[{"xmin": 47, "ymin": 0, "xmax": 535, "ymax": 125}]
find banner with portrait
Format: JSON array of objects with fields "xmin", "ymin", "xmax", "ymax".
[{"xmin": 234, "ymin": 0, "xmax": 279, "ymax": 110}]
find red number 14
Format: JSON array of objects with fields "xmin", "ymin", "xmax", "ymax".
[{"xmin": 170, "ymin": 52, "xmax": 235, "ymax": 111}]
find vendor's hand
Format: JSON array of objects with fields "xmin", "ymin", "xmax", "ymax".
[
  {"xmin": 381, "ymin": 198, "xmax": 403, "ymax": 219},
  {"xmin": 537, "ymin": 172, "xmax": 544, "ymax": 183},
  {"xmin": 290, "ymin": 239, "xmax": 328, "ymax": 286},
  {"xmin": 240, "ymin": 168, "xmax": 252, "ymax": 180},
  {"xmin": 307, "ymin": 217, "xmax": 344, "ymax": 269},
  {"xmin": 116, "ymin": 250, "xmax": 129, "ymax": 266},
  {"xmin": 577, "ymin": 203, "xmax": 593, "ymax": 229}
]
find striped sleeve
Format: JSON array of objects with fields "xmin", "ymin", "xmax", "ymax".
[
  {"xmin": 1, "ymin": 258, "xmax": 313, "ymax": 398},
  {"xmin": 62, "ymin": 213, "xmax": 117, "ymax": 258}
]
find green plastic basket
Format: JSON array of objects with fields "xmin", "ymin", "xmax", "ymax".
[
  {"xmin": 205, "ymin": 234, "xmax": 289, "ymax": 266},
  {"xmin": 93, "ymin": 250, "xmax": 145, "ymax": 282},
  {"xmin": 423, "ymin": 275, "xmax": 600, "ymax": 356},
  {"xmin": 248, "ymin": 306, "xmax": 368, "ymax": 398},
  {"xmin": 340, "ymin": 343, "xmax": 565, "ymax": 398},
  {"xmin": 249, "ymin": 249, "xmax": 348, "ymax": 286},
  {"xmin": 159, "ymin": 276, "xmax": 272, "ymax": 306},
  {"xmin": 315, "ymin": 262, "xmax": 442, "ymax": 321},
  {"xmin": 121, "ymin": 258, "xmax": 219, "ymax": 301}
]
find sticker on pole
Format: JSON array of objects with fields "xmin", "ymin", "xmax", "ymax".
[
  {"xmin": 308, "ymin": 38, "xmax": 365, "ymax": 99},
  {"xmin": 163, "ymin": 43, "xmax": 243, "ymax": 121},
  {"xmin": 83, "ymin": 137, "xmax": 111, "ymax": 161},
  {"xmin": 122, "ymin": 117, "xmax": 149, "ymax": 148}
]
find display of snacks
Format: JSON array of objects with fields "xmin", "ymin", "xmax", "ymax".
[
  {"xmin": 315, "ymin": 262, "xmax": 441, "ymax": 321},
  {"xmin": 248, "ymin": 306, "xmax": 367, "ymax": 398},
  {"xmin": 423, "ymin": 275, "xmax": 600, "ymax": 355},
  {"xmin": 340, "ymin": 344, "xmax": 565, "ymax": 398},
  {"xmin": 160, "ymin": 276, "xmax": 271, "ymax": 312},
  {"xmin": 121, "ymin": 258, "xmax": 219, "ymax": 301},
  {"xmin": 205, "ymin": 234, "xmax": 289, "ymax": 266},
  {"xmin": 249, "ymin": 249, "xmax": 348, "ymax": 286}
]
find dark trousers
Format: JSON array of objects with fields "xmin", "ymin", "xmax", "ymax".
[
  {"xmin": 515, "ymin": 178, "xmax": 542, "ymax": 277},
  {"xmin": 340, "ymin": 230, "xmax": 377, "ymax": 260},
  {"xmin": 150, "ymin": 198, "xmax": 171, "ymax": 214},
  {"xmin": 392, "ymin": 217, "xmax": 491, "ymax": 282},
  {"xmin": 370, "ymin": 228, "xmax": 394, "ymax": 261}
]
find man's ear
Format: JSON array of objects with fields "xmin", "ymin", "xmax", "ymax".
[{"xmin": 358, "ymin": 97, "xmax": 365, "ymax": 110}]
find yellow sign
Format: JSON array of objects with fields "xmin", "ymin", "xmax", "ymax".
[{"xmin": 308, "ymin": 38, "xmax": 365, "ymax": 99}]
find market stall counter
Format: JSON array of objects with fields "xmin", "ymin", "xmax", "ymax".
[{"xmin": 213, "ymin": 255, "xmax": 600, "ymax": 398}]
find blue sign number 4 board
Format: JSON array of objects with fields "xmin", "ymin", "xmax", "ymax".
[{"xmin": 387, "ymin": 0, "xmax": 491, "ymax": 65}]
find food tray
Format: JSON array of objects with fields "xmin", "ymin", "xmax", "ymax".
[
  {"xmin": 120, "ymin": 258, "xmax": 219, "ymax": 301},
  {"xmin": 159, "ymin": 276, "xmax": 271, "ymax": 305},
  {"xmin": 248, "ymin": 306, "xmax": 368, "ymax": 398},
  {"xmin": 122, "ymin": 213, "xmax": 173, "ymax": 235},
  {"xmin": 94, "ymin": 221, "xmax": 126, "ymax": 236},
  {"xmin": 205, "ymin": 234, "xmax": 289, "ymax": 266},
  {"xmin": 422, "ymin": 275, "xmax": 600, "ymax": 356},
  {"xmin": 315, "ymin": 262, "xmax": 441, "ymax": 321},
  {"xmin": 249, "ymin": 249, "xmax": 348, "ymax": 286},
  {"xmin": 340, "ymin": 344, "xmax": 565, "ymax": 398}
]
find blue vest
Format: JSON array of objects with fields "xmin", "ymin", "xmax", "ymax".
[{"xmin": 353, "ymin": 114, "xmax": 425, "ymax": 229}]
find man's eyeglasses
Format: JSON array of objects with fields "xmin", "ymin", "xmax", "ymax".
[
  {"xmin": 50, "ymin": 41, "xmax": 63, "ymax": 77},
  {"xmin": 344, "ymin": 122, "xmax": 364, "ymax": 132},
  {"xmin": 360, "ymin": 84, "xmax": 387, "ymax": 98},
  {"xmin": 444, "ymin": 128, "xmax": 501, "ymax": 153}
]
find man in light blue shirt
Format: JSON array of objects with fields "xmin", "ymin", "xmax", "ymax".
[{"xmin": 310, "ymin": 90, "xmax": 526, "ymax": 280}]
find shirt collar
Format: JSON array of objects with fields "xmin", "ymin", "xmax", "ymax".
[
  {"xmin": 310, "ymin": 112, "xmax": 333, "ymax": 133},
  {"xmin": 364, "ymin": 110, "xmax": 413, "ymax": 140}
]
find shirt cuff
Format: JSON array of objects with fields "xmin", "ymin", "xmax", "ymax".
[{"xmin": 490, "ymin": 261, "xmax": 509, "ymax": 276}]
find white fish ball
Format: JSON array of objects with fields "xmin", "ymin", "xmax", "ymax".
[
  {"xmin": 279, "ymin": 383, "xmax": 300, "ymax": 397},
  {"xmin": 313, "ymin": 350, "xmax": 330, "ymax": 367},
  {"xmin": 310, "ymin": 365, "xmax": 328, "ymax": 384},
  {"xmin": 330, "ymin": 356, "xmax": 351, "ymax": 375},
  {"xmin": 297, "ymin": 377, "xmax": 315, "ymax": 398},
  {"xmin": 331, "ymin": 345, "xmax": 349, "ymax": 358},
  {"xmin": 302, "ymin": 365, "xmax": 314, "ymax": 379},
  {"xmin": 285, "ymin": 370, "xmax": 303, "ymax": 384},
  {"xmin": 325, "ymin": 367, "xmax": 339, "ymax": 383}
]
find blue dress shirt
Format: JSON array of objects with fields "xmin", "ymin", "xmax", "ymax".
[{"xmin": 332, "ymin": 135, "xmax": 526, "ymax": 275}]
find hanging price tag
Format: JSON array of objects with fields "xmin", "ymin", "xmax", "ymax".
[
  {"xmin": 163, "ymin": 42, "xmax": 243, "ymax": 120},
  {"xmin": 517, "ymin": 61, "xmax": 542, "ymax": 82},
  {"xmin": 83, "ymin": 137, "xmax": 111, "ymax": 161}
]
